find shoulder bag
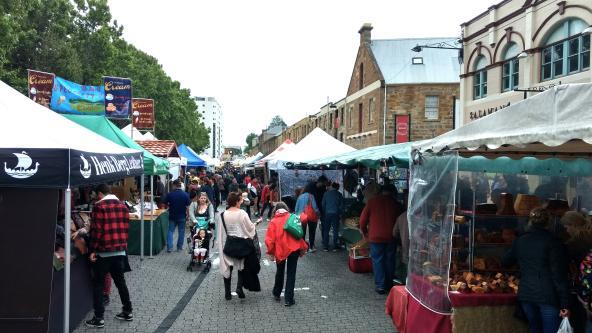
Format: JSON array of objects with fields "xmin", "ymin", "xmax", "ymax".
[
  {"xmin": 284, "ymin": 214, "xmax": 303, "ymax": 240},
  {"xmin": 304, "ymin": 194, "xmax": 318, "ymax": 223},
  {"xmin": 221, "ymin": 212, "xmax": 254, "ymax": 259}
]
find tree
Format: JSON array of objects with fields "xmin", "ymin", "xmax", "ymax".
[
  {"xmin": 244, "ymin": 132, "xmax": 257, "ymax": 154},
  {"xmin": 268, "ymin": 115, "xmax": 287, "ymax": 129}
]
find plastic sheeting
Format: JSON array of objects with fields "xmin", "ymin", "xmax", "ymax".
[
  {"xmin": 407, "ymin": 151, "xmax": 458, "ymax": 314},
  {"xmin": 277, "ymin": 169, "xmax": 342, "ymax": 198}
]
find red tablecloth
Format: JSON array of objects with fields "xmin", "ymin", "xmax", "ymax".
[
  {"xmin": 449, "ymin": 292, "xmax": 518, "ymax": 307},
  {"xmin": 385, "ymin": 286, "xmax": 408, "ymax": 333}
]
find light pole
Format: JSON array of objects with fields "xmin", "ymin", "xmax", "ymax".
[{"xmin": 131, "ymin": 111, "xmax": 140, "ymax": 139}]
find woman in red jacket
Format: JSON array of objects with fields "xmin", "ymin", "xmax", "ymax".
[{"xmin": 265, "ymin": 202, "xmax": 308, "ymax": 307}]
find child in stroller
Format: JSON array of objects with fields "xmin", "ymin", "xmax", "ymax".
[{"xmin": 187, "ymin": 227, "xmax": 212, "ymax": 272}]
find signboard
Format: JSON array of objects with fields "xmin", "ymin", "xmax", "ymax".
[
  {"xmin": 132, "ymin": 98, "xmax": 155, "ymax": 129},
  {"xmin": 103, "ymin": 76, "xmax": 132, "ymax": 119},
  {"xmin": 395, "ymin": 115, "xmax": 410, "ymax": 143},
  {"xmin": 50, "ymin": 77, "xmax": 105, "ymax": 115},
  {"xmin": 27, "ymin": 70, "xmax": 54, "ymax": 108}
]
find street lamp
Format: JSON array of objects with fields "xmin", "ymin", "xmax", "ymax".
[
  {"xmin": 517, "ymin": 51, "xmax": 528, "ymax": 59},
  {"xmin": 582, "ymin": 26, "xmax": 592, "ymax": 35},
  {"xmin": 131, "ymin": 111, "xmax": 140, "ymax": 140},
  {"xmin": 411, "ymin": 40, "xmax": 463, "ymax": 64}
]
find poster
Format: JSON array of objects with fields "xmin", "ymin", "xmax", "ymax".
[
  {"xmin": 27, "ymin": 69, "xmax": 55, "ymax": 108},
  {"xmin": 395, "ymin": 115, "xmax": 410, "ymax": 143},
  {"xmin": 50, "ymin": 77, "xmax": 105, "ymax": 115},
  {"xmin": 103, "ymin": 76, "xmax": 132, "ymax": 119},
  {"xmin": 132, "ymin": 98, "xmax": 155, "ymax": 129}
]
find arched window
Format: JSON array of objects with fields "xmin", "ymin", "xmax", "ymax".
[
  {"xmin": 502, "ymin": 43, "xmax": 520, "ymax": 91},
  {"xmin": 541, "ymin": 19, "xmax": 590, "ymax": 81},
  {"xmin": 473, "ymin": 55, "xmax": 488, "ymax": 99}
]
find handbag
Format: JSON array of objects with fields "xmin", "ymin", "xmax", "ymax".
[
  {"xmin": 284, "ymin": 214, "xmax": 303, "ymax": 240},
  {"xmin": 220, "ymin": 212, "xmax": 254, "ymax": 259},
  {"xmin": 304, "ymin": 195, "xmax": 319, "ymax": 223}
]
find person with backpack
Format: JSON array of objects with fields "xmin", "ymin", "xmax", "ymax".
[
  {"xmin": 295, "ymin": 182, "xmax": 320, "ymax": 253},
  {"xmin": 265, "ymin": 202, "xmax": 308, "ymax": 307}
]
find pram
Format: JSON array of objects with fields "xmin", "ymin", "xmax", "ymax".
[{"xmin": 186, "ymin": 218, "xmax": 213, "ymax": 272}]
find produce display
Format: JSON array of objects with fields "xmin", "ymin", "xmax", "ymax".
[{"xmin": 449, "ymin": 272, "xmax": 519, "ymax": 294}]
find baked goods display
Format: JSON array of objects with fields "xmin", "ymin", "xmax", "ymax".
[{"xmin": 449, "ymin": 272, "xmax": 519, "ymax": 294}]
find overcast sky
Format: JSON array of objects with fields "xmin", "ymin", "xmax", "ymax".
[{"xmin": 108, "ymin": 0, "xmax": 495, "ymax": 148}]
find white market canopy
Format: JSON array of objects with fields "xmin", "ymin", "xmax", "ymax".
[
  {"xmin": 268, "ymin": 128, "xmax": 356, "ymax": 169},
  {"xmin": 0, "ymin": 80, "xmax": 143, "ymax": 187},
  {"xmin": 258, "ymin": 139, "xmax": 296, "ymax": 166},
  {"xmin": 197, "ymin": 153, "xmax": 217, "ymax": 167},
  {"xmin": 414, "ymin": 83, "xmax": 592, "ymax": 159},
  {"xmin": 122, "ymin": 124, "xmax": 157, "ymax": 140}
]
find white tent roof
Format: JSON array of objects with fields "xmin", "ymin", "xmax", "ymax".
[
  {"xmin": 414, "ymin": 83, "xmax": 592, "ymax": 159},
  {"xmin": 258, "ymin": 140, "xmax": 296, "ymax": 166},
  {"xmin": 0, "ymin": 80, "xmax": 138, "ymax": 155},
  {"xmin": 268, "ymin": 128, "xmax": 356, "ymax": 169},
  {"xmin": 142, "ymin": 131, "xmax": 157, "ymax": 140},
  {"xmin": 121, "ymin": 124, "xmax": 154, "ymax": 140},
  {"xmin": 197, "ymin": 153, "xmax": 216, "ymax": 166}
]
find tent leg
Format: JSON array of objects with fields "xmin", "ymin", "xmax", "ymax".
[
  {"xmin": 140, "ymin": 175, "xmax": 145, "ymax": 261},
  {"xmin": 64, "ymin": 188, "xmax": 71, "ymax": 333},
  {"xmin": 150, "ymin": 177, "xmax": 154, "ymax": 259}
]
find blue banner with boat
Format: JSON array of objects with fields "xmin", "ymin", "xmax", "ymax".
[{"xmin": 50, "ymin": 77, "xmax": 105, "ymax": 115}]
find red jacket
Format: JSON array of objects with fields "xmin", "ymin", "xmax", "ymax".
[
  {"xmin": 265, "ymin": 210, "xmax": 308, "ymax": 262},
  {"xmin": 90, "ymin": 196, "xmax": 130, "ymax": 253},
  {"xmin": 261, "ymin": 185, "xmax": 271, "ymax": 203},
  {"xmin": 359, "ymin": 194, "xmax": 402, "ymax": 243}
]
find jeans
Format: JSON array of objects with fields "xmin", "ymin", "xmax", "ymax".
[
  {"xmin": 260, "ymin": 202, "xmax": 273, "ymax": 219},
  {"xmin": 370, "ymin": 242, "xmax": 396, "ymax": 290},
  {"xmin": 273, "ymin": 251, "xmax": 299, "ymax": 303},
  {"xmin": 302, "ymin": 221, "xmax": 318, "ymax": 249},
  {"xmin": 321, "ymin": 213, "xmax": 340, "ymax": 248},
  {"xmin": 520, "ymin": 302, "xmax": 561, "ymax": 333},
  {"xmin": 168, "ymin": 218, "xmax": 186, "ymax": 251},
  {"xmin": 92, "ymin": 256, "xmax": 132, "ymax": 318}
]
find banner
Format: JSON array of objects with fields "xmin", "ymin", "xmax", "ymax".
[
  {"xmin": 103, "ymin": 76, "xmax": 132, "ymax": 119},
  {"xmin": 27, "ymin": 70, "xmax": 55, "ymax": 108},
  {"xmin": 132, "ymin": 98, "xmax": 155, "ymax": 129},
  {"xmin": 395, "ymin": 115, "xmax": 410, "ymax": 143},
  {"xmin": 50, "ymin": 77, "xmax": 105, "ymax": 115}
]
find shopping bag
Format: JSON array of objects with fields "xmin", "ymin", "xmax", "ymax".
[
  {"xmin": 284, "ymin": 214, "xmax": 303, "ymax": 240},
  {"xmin": 304, "ymin": 195, "xmax": 318, "ymax": 223},
  {"xmin": 557, "ymin": 317, "xmax": 573, "ymax": 333}
]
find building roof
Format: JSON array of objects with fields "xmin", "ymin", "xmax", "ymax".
[
  {"xmin": 370, "ymin": 37, "xmax": 460, "ymax": 84},
  {"xmin": 136, "ymin": 140, "xmax": 180, "ymax": 158}
]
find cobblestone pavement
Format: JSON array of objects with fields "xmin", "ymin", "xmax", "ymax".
[{"xmin": 74, "ymin": 215, "xmax": 395, "ymax": 333}]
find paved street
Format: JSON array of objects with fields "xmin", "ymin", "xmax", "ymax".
[{"xmin": 74, "ymin": 219, "xmax": 395, "ymax": 333}]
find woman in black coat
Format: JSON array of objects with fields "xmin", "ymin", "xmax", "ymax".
[{"xmin": 503, "ymin": 208, "xmax": 570, "ymax": 333}]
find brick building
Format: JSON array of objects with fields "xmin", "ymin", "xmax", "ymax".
[
  {"xmin": 342, "ymin": 24, "xmax": 460, "ymax": 149},
  {"xmin": 460, "ymin": 0, "xmax": 591, "ymax": 125},
  {"xmin": 258, "ymin": 125, "xmax": 285, "ymax": 155}
]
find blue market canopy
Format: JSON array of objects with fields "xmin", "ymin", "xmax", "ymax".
[
  {"xmin": 0, "ymin": 80, "xmax": 143, "ymax": 188},
  {"xmin": 178, "ymin": 144, "xmax": 207, "ymax": 167}
]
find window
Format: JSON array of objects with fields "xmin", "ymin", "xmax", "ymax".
[
  {"xmin": 340, "ymin": 108, "xmax": 344, "ymax": 126},
  {"xmin": 473, "ymin": 55, "xmax": 488, "ymax": 99},
  {"xmin": 502, "ymin": 43, "xmax": 520, "ymax": 91},
  {"xmin": 348, "ymin": 106, "xmax": 353, "ymax": 128},
  {"xmin": 541, "ymin": 19, "xmax": 590, "ymax": 81},
  {"xmin": 412, "ymin": 57, "xmax": 423, "ymax": 64},
  {"xmin": 359, "ymin": 63, "xmax": 364, "ymax": 90},
  {"xmin": 368, "ymin": 98, "xmax": 375, "ymax": 123},
  {"xmin": 425, "ymin": 96, "xmax": 439, "ymax": 120},
  {"xmin": 329, "ymin": 114, "xmax": 333, "ymax": 129},
  {"xmin": 358, "ymin": 103, "xmax": 363, "ymax": 132}
]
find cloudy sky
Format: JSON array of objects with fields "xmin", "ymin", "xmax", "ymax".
[{"xmin": 108, "ymin": 0, "xmax": 495, "ymax": 148}]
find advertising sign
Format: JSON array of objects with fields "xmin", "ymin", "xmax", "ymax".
[
  {"xmin": 103, "ymin": 76, "xmax": 132, "ymax": 119},
  {"xmin": 50, "ymin": 77, "xmax": 105, "ymax": 115},
  {"xmin": 132, "ymin": 98, "xmax": 155, "ymax": 129},
  {"xmin": 395, "ymin": 115, "xmax": 410, "ymax": 143},
  {"xmin": 27, "ymin": 70, "xmax": 55, "ymax": 108}
]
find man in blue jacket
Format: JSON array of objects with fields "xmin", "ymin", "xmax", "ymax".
[
  {"xmin": 164, "ymin": 180, "xmax": 190, "ymax": 252},
  {"xmin": 322, "ymin": 182, "xmax": 344, "ymax": 252}
]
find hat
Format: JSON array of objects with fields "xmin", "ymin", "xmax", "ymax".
[
  {"xmin": 191, "ymin": 177, "xmax": 199, "ymax": 183},
  {"xmin": 561, "ymin": 211, "xmax": 588, "ymax": 227}
]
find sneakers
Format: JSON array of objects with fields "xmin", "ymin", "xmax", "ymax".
[
  {"xmin": 307, "ymin": 247, "xmax": 317, "ymax": 253},
  {"xmin": 332, "ymin": 245, "xmax": 343, "ymax": 252},
  {"xmin": 323, "ymin": 247, "xmax": 330, "ymax": 252},
  {"xmin": 115, "ymin": 312, "xmax": 133, "ymax": 321},
  {"xmin": 375, "ymin": 288, "xmax": 386, "ymax": 295},
  {"xmin": 284, "ymin": 300, "xmax": 296, "ymax": 307},
  {"xmin": 84, "ymin": 317, "xmax": 105, "ymax": 328}
]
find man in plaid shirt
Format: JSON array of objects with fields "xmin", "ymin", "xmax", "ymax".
[{"xmin": 85, "ymin": 184, "xmax": 133, "ymax": 328}]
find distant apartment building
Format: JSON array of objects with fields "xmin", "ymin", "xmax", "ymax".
[{"xmin": 194, "ymin": 96, "xmax": 223, "ymax": 158}]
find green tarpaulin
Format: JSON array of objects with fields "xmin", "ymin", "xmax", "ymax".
[
  {"xmin": 63, "ymin": 115, "xmax": 169, "ymax": 175},
  {"xmin": 298, "ymin": 142, "xmax": 413, "ymax": 169}
]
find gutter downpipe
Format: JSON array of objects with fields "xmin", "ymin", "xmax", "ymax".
[{"xmin": 383, "ymin": 80, "xmax": 387, "ymax": 145}]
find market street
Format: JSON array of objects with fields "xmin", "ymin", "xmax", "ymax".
[{"xmin": 73, "ymin": 219, "xmax": 394, "ymax": 333}]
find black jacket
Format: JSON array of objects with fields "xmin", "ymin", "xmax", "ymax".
[{"xmin": 503, "ymin": 226, "xmax": 570, "ymax": 308}]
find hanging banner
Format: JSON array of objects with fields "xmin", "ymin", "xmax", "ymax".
[
  {"xmin": 103, "ymin": 76, "xmax": 132, "ymax": 119},
  {"xmin": 50, "ymin": 77, "xmax": 105, "ymax": 115},
  {"xmin": 132, "ymin": 98, "xmax": 155, "ymax": 129},
  {"xmin": 27, "ymin": 70, "xmax": 55, "ymax": 108},
  {"xmin": 395, "ymin": 115, "xmax": 410, "ymax": 143}
]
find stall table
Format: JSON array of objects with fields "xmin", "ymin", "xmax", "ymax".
[{"xmin": 127, "ymin": 210, "xmax": 169, "ymax": 256}]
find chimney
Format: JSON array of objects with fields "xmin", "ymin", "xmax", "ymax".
[{"xmin": 359, "ymin": 23, "xmax": 373, "ymax": 45}]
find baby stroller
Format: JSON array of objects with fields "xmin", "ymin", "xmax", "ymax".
[{"xmin": 186, "ymin": 218, "xmax": 213, "ymax": 272}]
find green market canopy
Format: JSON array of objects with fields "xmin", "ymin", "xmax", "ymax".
[{"xmin": 63, "ymin": 115, "xmax": 169, "ymax": 175}]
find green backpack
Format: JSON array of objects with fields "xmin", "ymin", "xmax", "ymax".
[{"xmin": 283, "ymin": 214, "xmax": 303, "ymax": 240}]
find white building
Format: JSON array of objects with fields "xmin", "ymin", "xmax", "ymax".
[{"xmin": 194, "ymin": 96, "xmax": 223, "ymax": 158}]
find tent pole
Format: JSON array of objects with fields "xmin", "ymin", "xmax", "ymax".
[
  {"xmin": 64, "ymin": 187, "xmax": 71, "ymax": 333},
  {"xmin": 140, "ymin": 175, "xmax": 145, "ymax": 261},
  {"xmin": 150, "ymin": 176, "xmax": 154, "ymax": 258}
]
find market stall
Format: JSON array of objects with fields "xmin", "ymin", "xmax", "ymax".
[
  {"xmin": 0, "ymin": 80, "xmax": 144, "ymax": 333},
  {"xmin": 392, "ymin": 83, "xmax": 592, "ymax": 333}
]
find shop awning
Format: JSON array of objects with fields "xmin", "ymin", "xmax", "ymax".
[
  {"xmin": 63, "ymin": 115, "xmax": 169, "ymax": 175},
  {"xmin": 178, "ymin": 144, "xmax": 207, "ymax": 168},
  {"xmin": 136, "ymin": 140, "xmax": 180, "ymax": 158}
]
